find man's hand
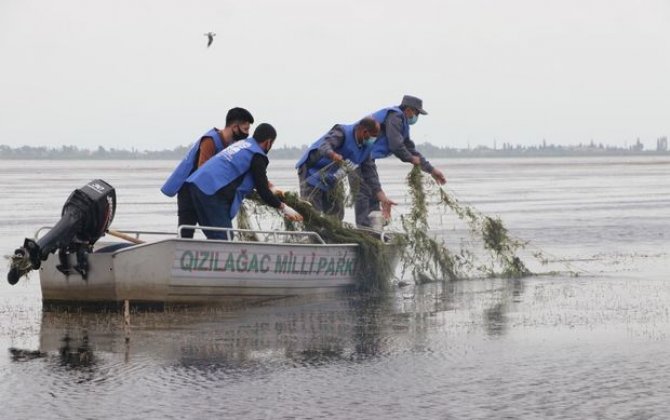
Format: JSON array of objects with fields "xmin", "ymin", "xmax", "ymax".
[
  {"xmin": 269, "ymin": 185, "xmax": 284, "ymax": 198},
  {"xmin": 280, "ymin": 204, "xmax": 303, "ymax": 222},
  {"xmin": 329, "ymin": 151, "xmax": 344, "ymax": 163},
  {"xmin": 410, "ymin": 156, "xmax": 421, "ymax": 165},
  {"xmin": 376, "ymin": 191, "xmax": 397, "ymax": 220},
  {"xmin": 430, "ymin": 168, "xmax": 447, "ymax": 185}
]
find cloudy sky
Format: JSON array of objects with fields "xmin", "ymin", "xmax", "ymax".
[{"xmin": 1, "ymin": 0, "xmax": 668, "ymax": 150}]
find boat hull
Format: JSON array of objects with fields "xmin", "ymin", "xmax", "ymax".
[{"xmin": 40, "ymin": 238, "xmax": 361, "ymax": 304}]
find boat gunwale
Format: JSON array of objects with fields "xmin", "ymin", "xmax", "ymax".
[{"xmin": 104, "ymin": 237, "xmax": 360, "ymax": 258}]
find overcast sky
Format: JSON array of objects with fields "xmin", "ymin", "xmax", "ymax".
[{"xmin": 1, "ymin": 0, "xmax": 668, "ymax": 150}]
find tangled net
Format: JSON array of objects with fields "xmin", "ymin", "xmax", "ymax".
[
  {"xmin": 244, "ymin": 192, "xmax": 395, "ymax": 293},
  {"xmin": 242, "ymin": 164, "xmax": 539, "ymax": 291},
  {"xmin": 401, "ymin": 166, "xmax": 532, "ymax": 282}
]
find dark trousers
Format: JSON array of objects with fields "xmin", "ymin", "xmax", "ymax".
[
  {"xmin": 177, "ymin": 184, "xmax": 197, "ymax": 238},
  {"xmin": 352, "ymin": 180, "xmax": 379, "ymax": 227},
  {"xmin": 349, "ymin": 168, "xmax": 379, "ymax": 228},
  {"xmin": 298, "ymin": 166, "xmax": 344, "ymax": 221},
  {"xmin": 189, "ymin": 186, "xmax": 232, "ymax": 240}
]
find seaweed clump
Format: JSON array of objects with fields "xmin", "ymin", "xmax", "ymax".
[
  {"xmin": 399, "ymin": 167, "xmax": 461, "ymax": 283},
  {"xmin": 398, "ymin": 166, "xmax": 533, "ymax": 282},
  {"xmin": 284, "ymin": 192, "xmax": 394, "ymax": 292},
  {"xmin": 436, "ymin": 174, "xmax": 532, "ymax": 278},
  {"xmin": 252, "ymin": 192, "xmax": 396, "ymax": 293},
  {"xmin": 235, "ymin": 202, "xmax": 260, "ymax": 241}
]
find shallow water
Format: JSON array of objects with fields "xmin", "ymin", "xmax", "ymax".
[{"xmin": 0, "ymin": 156, "xmax": 668, "ymax": 419}]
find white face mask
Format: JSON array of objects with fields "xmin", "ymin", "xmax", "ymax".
[{"xmin": 408, "ymin": 115, "xmax": 418, "ymax": 125}]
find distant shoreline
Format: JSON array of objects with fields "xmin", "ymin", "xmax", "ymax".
[{"xmin": 1, "ymin": 143, "xmax": 668, "ymax": 160}]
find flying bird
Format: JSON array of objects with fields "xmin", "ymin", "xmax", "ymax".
[{"xmin": 204, "ymin": 32, "xmax": 216, "ymax": 48}]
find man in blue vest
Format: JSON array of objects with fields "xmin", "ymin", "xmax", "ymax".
[
  {"xmin": 296, "ymin": 117, "xmax": 395, "ymax": 221},
  {"xmin": 186, "ymin": 123, "xmax": 303, "ymax": 240},
  {"xmin": 161, "ymin": 107, "xmax": 254, "ymax": 238},
  {"xmin": 354, "ymin": 95, "xmax": 447, "ymax": 227}
]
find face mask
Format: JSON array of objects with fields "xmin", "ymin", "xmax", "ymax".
[
  {"xmin": 232, "ymin": 127, "xmax": 248, "ymax": 141},
  {"xmin": 408, "ymin": 115, "xmax": 418, "ymax": 125},
  {"xmin": 364, "ymin": 136, "xmax": 377, "ymax": 147}
]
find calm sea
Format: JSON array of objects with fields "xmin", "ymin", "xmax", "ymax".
[{"xmin": 0, "ymin": 156, "xmax": 668, "ymax": 419}]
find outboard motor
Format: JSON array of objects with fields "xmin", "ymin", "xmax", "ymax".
[{"xmin": 7, "ymin": 179, "xmax": 116, "ymax": 285}]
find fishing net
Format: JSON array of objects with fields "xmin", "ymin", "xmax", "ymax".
[
  {"xmin": 284, "ymin": 192, "xmax": 396, "ymax": 293},
  {"xmin": 245, "ymin": 191, "xmax": 395, "ymax": 293},
  {"xmin": 400, "ymin": 166, "xmax": 533, "ymax": 281},
  {"xmin": 243, "ymin": 164, "xmax": 544, "ymax": 291}
]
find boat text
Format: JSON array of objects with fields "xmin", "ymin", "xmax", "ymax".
[{"xmin": 178, "ymin": 249, "xmax": 355, "ymax": 276}]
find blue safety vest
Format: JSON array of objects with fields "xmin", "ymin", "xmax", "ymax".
[
  {"xmin": 296, "ymin": 124, "xmax": 371, "ymax": 191},
  {"xmin": 160, "ymin": 128, "xmax": 225, "ymax": 197},
  {"xmin": 369, "ymin": 106, "xmax": 410, "ymax": 160},
  {"xmin": 186, "ymin": 138, "xmax": 266, "ymax": 218}
]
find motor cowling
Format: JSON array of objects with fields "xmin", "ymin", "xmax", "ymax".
[{"xmin": 8, "ymin": 179, "xmax": 116, "ymax": 285}]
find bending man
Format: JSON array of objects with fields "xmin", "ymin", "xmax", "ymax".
[
  {"xmin": 296, "ymin": 117, "xmax": 395, "ymax": 221},
  {"xmin": 161, "ymin": 107, "xmax": 254, "ymax": 238},
  {"xmin": 186, "ymin": 123, "xmax": 302, "ymax": 240},
  {"xmin": 354, "ymin": 95, "xmax": 447, "ymax": 227}
]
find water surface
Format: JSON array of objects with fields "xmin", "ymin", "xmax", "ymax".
[{"xmin": 0, "ymin": 156, "xmax": 668, "ymax": 419}]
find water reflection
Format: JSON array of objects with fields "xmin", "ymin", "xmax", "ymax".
[
  {"xmin": 57, "ymin": 332, "xmax": 97, "ymax": 370},
  {"xmin": 174, "ymin": 294, "xmax": 398, "ymax": 368},
  {"xmin": 8, "ymin": 347, "xmax": 47, "ymax": 362},
  {"xmin": 8, "ymin": 277, "xmax": 529, "ymax": 374},
  {"xmin": 9, "ymin": 275, "xmax": 670, "ymax": 419},
  {"xmin": 483, "ymin": 302, "xmax": 507, "ymax": 336},
  {"xmin": 350, "ymin": 295, "xmax": 391, "ymax": 359},
  {"xmin": 482, "ymin": 278, "xmax": 525, "ymax": 337},
  {"xmin": 393, "ymin": 277, "xmax": 527, "ymax": 339},
  {"xmin": 9, "ymin": 329, "xmax": 100, "ymax": 389},
  {"xmin": 14, "ymin": 293, "xmax": 399, "ymax": 372}
]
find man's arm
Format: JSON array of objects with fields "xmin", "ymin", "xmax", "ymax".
[
  {"xmin": 250, "ymin": 154, "xmax": 282, "ymax": 208},
  {"xmin": 387, "ymin": 112, "xmax": 436, "ymax": 173},
  {"xmin": 196, "ymin": 137, "xmax": 217, "ymax": 168},
  {"xmin": 403, "ymin": 138, "xmax": 435, "ymax": 174},
  {"xmin": 403, "ymin": 138, "xmax": 446, "ymax": 184},
  {"xmin": 360, "ymin": 158, "xmax": 396, "ymax": 219},
  {"xmin": 315, "ymin": 126, "xmax": 346, "ymax": 163},
  {"xmin": 403, "ymin": 138, "xmax": 447, "ymax": 184}
]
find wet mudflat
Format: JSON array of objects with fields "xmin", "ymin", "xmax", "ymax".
[{"xmin": 0, "ymin": 157, "xmax": 668, "ymax": 419}]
